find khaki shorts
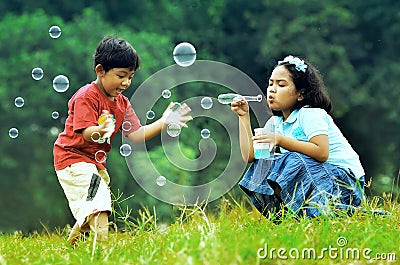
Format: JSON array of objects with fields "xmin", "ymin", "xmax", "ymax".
[{"xmin": 56, "ymin": 162, "xmax": 112, "ymax": 227}]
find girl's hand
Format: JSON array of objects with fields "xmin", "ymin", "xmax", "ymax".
[
  {"xmin": 231, "ymin": 96, "xmax": 249, "ymax": 116},
  {"xmin": 161, "ymin": 102, "xmax": 193, "ymax": 128},
  {"xmin": 252, "ymin": 132, "xmax": 279, "ymax": 152}
]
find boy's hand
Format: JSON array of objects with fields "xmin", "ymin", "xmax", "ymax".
[
  {"xmin": 231, "ymin": 96, "xmax": 249, "ymax": 116},
  {"xmin": 162, "ymin": 102, "xmax": 193, "ymax": 128},
  {"xmin": 100, "ymin": 110, "xmax": 115, "ymax": 138}
]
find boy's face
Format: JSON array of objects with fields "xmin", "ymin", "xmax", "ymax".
[{"xmin": 96, "ymin": 65, "xmax": 135, "ymax": 99}]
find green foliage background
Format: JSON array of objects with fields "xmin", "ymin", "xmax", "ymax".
[{"xmin": 0, "ymin": 0, "xmax": 399, "ymax": 232}]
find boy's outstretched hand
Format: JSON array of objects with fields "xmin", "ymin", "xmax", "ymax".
[{"xmin": 161, "ymin": 102, "xmax": 193, "ymax": 128}]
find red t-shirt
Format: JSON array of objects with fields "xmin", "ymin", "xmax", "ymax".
[{"xmin": 53, "ymin": 82, "xmax": 141, "ymax": 171}]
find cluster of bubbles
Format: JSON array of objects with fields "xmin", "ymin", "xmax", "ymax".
[{"xmin": 9, "ymin": 25, "xmax": 68, "ymax": 140}]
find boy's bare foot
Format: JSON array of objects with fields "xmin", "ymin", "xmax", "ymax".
[{"xmin": 67, "ymin": 223, "xmax": 81, "ymax": 246}]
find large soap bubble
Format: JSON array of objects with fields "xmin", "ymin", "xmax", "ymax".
[
  {"xmin": 173, "ymin": 42, "xmax": 196, "ymax": 67},
  {"xmin": 53, "ymin": 75, "xmax": 70, "ymax": 92}
]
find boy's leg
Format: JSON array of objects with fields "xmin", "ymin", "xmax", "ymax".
[
  {"xmin": 67, "ymin": 222, "xmax": 81, "ymax": 245},
  {"xmin": 89, "ymin": 211, "xmax": 109, "ymax": 242}
]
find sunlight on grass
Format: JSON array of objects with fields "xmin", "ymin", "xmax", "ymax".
[{"xmin": 0, "ymin": 191, "xmax": 399, "ymax": 265}]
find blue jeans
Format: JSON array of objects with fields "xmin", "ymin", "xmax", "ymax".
[{"xmin": 239, "ymin": 152, "xmax": 365, "ymax": 218}]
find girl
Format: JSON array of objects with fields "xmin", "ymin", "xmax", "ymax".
[{"xmin": 231, "ymin": 55, "xmax": 365, "ymax": 219}]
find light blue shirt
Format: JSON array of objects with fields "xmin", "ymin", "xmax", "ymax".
[{"xmin": 266, "ymin": 107, "xmax": 365, "ymax": 179}]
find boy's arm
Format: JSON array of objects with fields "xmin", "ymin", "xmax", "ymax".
[
  {"xmin": 127, "ymin": 102, "xmax": 192, "ymax": 142},
  {"xmin": 127, "ymin": 119, "xmax": 164, "ymax": 142}
]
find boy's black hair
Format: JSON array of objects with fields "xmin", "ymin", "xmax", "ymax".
[
  {"xmin": 94, "ymin": 35, "xmax": 140, "ymax": 72},
  {"xmin": 271, "ymin": 57, "xmax": 332, "ymax": 116}
]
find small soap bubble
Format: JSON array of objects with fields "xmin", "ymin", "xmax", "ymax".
[
  {"xmin": 119, "ymin": 144, "xmax": 132, "ymax": 157},
  {"xmin": 51, "ymin": 111, "xmax": 59, "ymax": 119},
  {"xmin": 14, "ymin": 97, "xmax": 24, "ymax": 108},
  {"xmin": 94, "ymin": 150, "xmax": 107, "ymax": 163},
  {"xmin": 167, "ymin": 123, "xmax": 181, "ymax": 137},
  {"xmin": 173, "ymin": 42, "xmax": 196, "ymax": 67},
  {"xmin": 156, "ymin": 176, "xmax": 167, "ymax": 187},
  {"xmin": 162, "ymin": 89, "xmax": 171, "ymax": 99},
  {"xmin": 31, "ymin": 67, "xmax": 44, "ymax": 80},
  {"xmin": 49, "ymin": 25, "xmax": 61, "ymax": 39},
  {"xmin": 122, "ymin": 121, "xmax": 132, "ymax": 132},
  {"xmin": 8, "ymin": 128, "xmax": 19, "ymax": 139},
  {"xmin": 200, "ymin": 97, "xmax": 213, "ymax": 110},
  {"xmin": 53, "ymin": 75, "xmax": 69, "ymax": 92},
  {"xmin": 201, "ymin": 128, "xmax": 211, "ymax": 139},
  {"xmin": 91, "ymin": 132, "xmax": 101, "ymax": 142},
  {"xmin": 171, "ymin": 102, "xmax": 181, "ymax": 111},
  {"xmin": 146, "ymin": 110, "xmax": 155, "ymax": 120}
]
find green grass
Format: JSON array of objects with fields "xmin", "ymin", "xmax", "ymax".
[{"xmin": 0, "ymin": 194, "xmax": 399, "ymax": 265}]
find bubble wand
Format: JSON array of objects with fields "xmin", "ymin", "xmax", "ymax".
[{"xmin": 217, "ymin": 93, "xmax": 262, "ymax": 104}]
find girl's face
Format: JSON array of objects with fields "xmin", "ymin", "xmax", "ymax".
[
  {"xmin": 266, "ymin": 65, "xmax": 303, "ymax": 120},
  {"xmin": 95, "ymin": 65, "xmax": 135, "ymax": 100}
]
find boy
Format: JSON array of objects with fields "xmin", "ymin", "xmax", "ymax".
[{"xmin": 54, "ymin": 36, "xmax": 192, "ymax": 245}]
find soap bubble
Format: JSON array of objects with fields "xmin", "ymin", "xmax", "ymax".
[
  {"xmin": 31, "ymin": 67, "xmax": 44, "ymax": 80},
  {"xmin": 91, "ymin": 132, "xmax": 101, "ymax": 142},
  {"xmin": 8, "ymin": 128, "xmax": 19, "ymax": 139},
  {"xmin": 201, "ymin": 128, "xmax": 211, "ymax": 139},
  {"xmin": 49, "ymin": 25, "xmax": 61, "ymax": 39},
  {"xmin": 51, "ymin": 111, "xmax": 59, "ymax": 119},
  {"xmin": 161, "ymin": 89, "xmax": 171, "ymax": 99},
  {"xmin": 53, "ymin": 75, "xmax": 69, "ymax": 92},
  {"xmin": 156, "ymin": 176, "xmax": 167, "ymax": 187},
  {"xmin": 14, "ymin": 97, "xmax": 24, "ymax": 108},
  {"xmin": 119, "ymin": 144, "xmax": 132, "ymax": 157},
  {"xmin": 122, "ymin": 121, "xmax": 132, "ymax": 132},
  {"xmin": 200, "ymin": 97, "xmax": 213, "ymax": 110},
  {"xmin": 173, "ymin": 42, "xmax": 196, "ymax": 67},
  {"xmin": 94, "ymin": 150, "xmax": 107, "ymax": 163},
  {"xmin": 146, "ymin": 110, "xmax": 155, "ymax": 120},
  {"xmin": 166, "ymin": 123, "xmax": 181, "ymax": 137},
  {"xmin": 171, "ymin": 102, "xmax": 181, "ymax": 112}
]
